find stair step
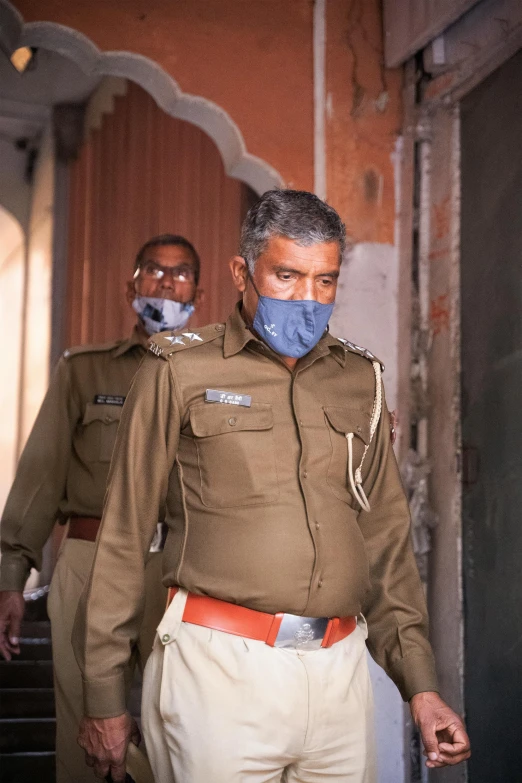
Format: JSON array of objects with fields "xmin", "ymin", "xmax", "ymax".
[
  {"xmin": 0, "ymin": 661, "xmax": 54, "ymax": 689},
  {"xmin": 0, "ymin": 717, "xmax": 55, "ymax": 753},
  {"xmin": 17, "ymin": 637, "xmax": 53, "ymax": 661},
  {"xmin": 20, "ymin": 621, "xmax": 51, "ymax": 639},
  {"xmin": 0, "ymin": 751, "xmax": 55, "ymax": 782},
  {"xmin": 0, "ymin": 688, "xmax": 55, "ymax": 718}
]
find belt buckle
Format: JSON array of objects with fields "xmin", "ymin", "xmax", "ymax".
[{"xmin": 274, "ymin": 614, "xmax": 329, "ymax": 651}]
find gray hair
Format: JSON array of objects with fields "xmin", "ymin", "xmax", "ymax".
[{"xmin": 239, "ymin": 189, "xmax": 346, "ymax": 273}]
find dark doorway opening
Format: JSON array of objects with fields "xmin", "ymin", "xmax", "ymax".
[{"xmin": 461, "ymin": 47, "xmax": 522, "ymax": 782}]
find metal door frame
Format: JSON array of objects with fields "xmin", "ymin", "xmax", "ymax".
[{"xmin": 397, "ymin": 7, "xmax": 522, "ymax": 781}]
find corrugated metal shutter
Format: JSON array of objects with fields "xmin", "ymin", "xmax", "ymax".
[
  {"xmin": 65, "ymin": 81, "xmax": 252, "ymax": 347},
  {"xmin": 383, "ymin": 0, "xmax": 481, "ymax": 67}
]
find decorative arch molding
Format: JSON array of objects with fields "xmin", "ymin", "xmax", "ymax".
[{"xmin": 0, "ymin": 0, "xmax": 284, "ymax": 195}]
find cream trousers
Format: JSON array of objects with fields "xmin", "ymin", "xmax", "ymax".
[{"xmin": 142, "ymin": 588, "xmax": 376, "ymax": 783}]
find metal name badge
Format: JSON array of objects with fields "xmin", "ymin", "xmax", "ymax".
[
  {"xmin": 93, "ymin": 394, "xmax": 126, "ymax": 406},
  {"xmin": 205, "ymin": 389, "xmax": 252, "ymax": 407}
]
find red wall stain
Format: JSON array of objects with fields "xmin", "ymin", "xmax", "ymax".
[
  {"xmin": 433, "ymin": 195, "xmax": 451, "ymax": 241},
  {"xmin": 430, "ymin": 294, "xmax": 450, "ymax": 336}
]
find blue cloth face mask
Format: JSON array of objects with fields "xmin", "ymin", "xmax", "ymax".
[
  {"xmin": 250, "ymin": 278, "xmax": 334, "ymax": 359},
  {"xmin": 132, "ymin": 296, "xmax": 195, "ymax": 335}
]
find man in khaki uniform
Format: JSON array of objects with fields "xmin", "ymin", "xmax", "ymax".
[
  {"xmin": 0, "ymin": 234, "xmax": 203, "ymax": 783},
  {"xmin": 75, "ymin": 191, "xmax": 470, "ymax": 782}
]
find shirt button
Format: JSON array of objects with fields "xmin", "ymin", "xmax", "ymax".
[
  {"xmin": 228, "ymin": 417, "xmax": 237, "ymax": 426},
  {"xmin": 299, "ymin": 420, "xmax": 304, "ymax": 426},
  {"xmin": 302, "ymin": 470, "xmax": 308, "ymax": 478},
  {"xmin": 215, "ymin": 324, "xmax": 224, "ymax": 331},
  {"xmin": 162, "ymin": 633, "xmax": 170, "ymax": 643},
  {"xmin": 315, "ymin": 523, "xmax": 320, "ymax": 530},
  {"xmin": 318, "ymin": 580, "xmax": 323, "ymax": 588},
  {"xmin": 357, "ymin": 426, "xmax": 362, "ymax": 433}
]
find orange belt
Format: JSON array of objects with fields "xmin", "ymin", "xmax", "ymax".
[
  {"xmin": 68, "ymin": 516, "xmax": 101, "ymax": 542},
  {"xmin": 167, "ymin": 587, "xmax": 357, "ymax": 649}
]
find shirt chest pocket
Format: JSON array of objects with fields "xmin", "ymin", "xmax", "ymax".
[
  {"xmin": 189, "ymin": 403, "xmax": 279, "ymax": 508},
  {"xmin": 324, "ymin": 407, "xmax": 371, "ymax": 506},
  {"xmin": 79, "ymin": 403, "xmax": 123, "ymax": 464}
]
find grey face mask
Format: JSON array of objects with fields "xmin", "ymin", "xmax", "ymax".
[{"xmin": 132, "ymin": 296, "xmax": 195, "ymax": 335}]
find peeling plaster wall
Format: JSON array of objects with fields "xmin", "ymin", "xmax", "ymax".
[
  {"xmin": 330, "ymin": 242, "xmax": 399, "ymax": 409},
  {"xmin": 325, "ymin": 0, "xmax": 403, "ymax": 244}
]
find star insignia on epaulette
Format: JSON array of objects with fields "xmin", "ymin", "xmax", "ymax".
[
  {"xmin": 165, "ymin": 335, "xmax": 186, "ymax": 345},
  {"xmin": 182, "ymin": 332, "xmax": 203, "ymax": 342}
]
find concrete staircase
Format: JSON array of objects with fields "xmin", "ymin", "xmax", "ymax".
[{"xmin": 0, "ymin": 610, "xmax": 56, "ymax": 782}]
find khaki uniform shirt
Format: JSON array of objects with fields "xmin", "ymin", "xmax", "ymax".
[
  {"xmin": 75, "ymin": 306, "xmax": 438, "ymax": 718},
  {"xmin": 0, "ymin": 330, "xmax": 146, "ymax": 592}
]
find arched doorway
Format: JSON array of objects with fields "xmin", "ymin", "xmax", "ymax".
[
  {"xmin": 0, "ymin": 0, "xmax": 284, "ymax": 349},
  {"xmin": 0, "ymin": 2, "xmax": 284, "ymax": 584},
  {"xmin": 65, "ymin": 78, "xmax": 258, "ymax": 346}
]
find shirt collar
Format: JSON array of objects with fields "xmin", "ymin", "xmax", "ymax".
[
  {"xmin": 223, "ymin": 302, "xmax": 346, "ymax": 367},
  {"xmin": 112, "ymin": 327, "xmax": 148, "ymax": 358},
  {"xmin": 223, "ymin": 304, "xmax": 260, "ymax": 358}
]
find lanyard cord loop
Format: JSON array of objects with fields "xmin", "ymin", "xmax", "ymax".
[{"xmin": 346, "ymin": 360, "xmax": 382, "ymax": 512}]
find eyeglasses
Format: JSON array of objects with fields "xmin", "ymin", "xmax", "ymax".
[{"xmin": 134, "ymin": 261, "xmax": 196, "ymax": 283}]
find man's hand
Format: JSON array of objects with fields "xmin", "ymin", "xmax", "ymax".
[
  {"xmin": 0, "ymin": 591, "xmax": 25, "ymax": 660},
  {"xmin": 78, "ymin": 712, "xmax": 141, "ymax": 781},
  {"xmin": 410, "ymin": 691, "xmax": 471, "ymax": 769}
]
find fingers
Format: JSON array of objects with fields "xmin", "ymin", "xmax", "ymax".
[
  {"xmin": 0, "ymin": 627, "xmax": 18, "ymax": 660},
  {"xmin": 419, "ymin": 723, "xmax": 440, "ymax": 765},
  {"xmin": 85, "ymin": 754, "xmax": 126, "ymax": 781},
  {"xmin": 130, "ymin": 717, "xmax": 141, "ymax": 747},
  {"xmin": 0, "ymin": 634, "xmax": 12, "ymax": 661},
  {"xmin": 107, "ymin": 761, "xmax": 127, "ymax": 782},
  {"xmin": 9, "ymin": 611, "xmax": 22, "ymax": 653},
  {"xmin": 423, "ymin": 727, "xmax": 471, "ymax": 768},
  {"xmin": 92, "ymin": 758, "xmax": 110, "ymax": 779},
  {"xmin": 77, "ymin": 714, "xmax": 132, "ymax": 780},
  {"xmin": 0, "ymin": 595, "xmax": 24, "ymax": 659}
]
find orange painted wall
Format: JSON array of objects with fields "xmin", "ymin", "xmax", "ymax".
[
  {"xmin": 326, "ymin": 0, "xmax": 402, "ymax": 244},
  {"xmin": 15, "ymin": 0, "xmax": 315, "ymax": 193},
  {"xmin": 15, "ymin": 0, "xmax": 402, "ymax": 245}
]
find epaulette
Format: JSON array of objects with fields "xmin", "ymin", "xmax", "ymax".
[
  {"xmin": 148, "ymin": 323, "xmax": 225, "ymax": 360},
  {"xmin": 335, "ymin": 337, "xmax": 385, "ymax": 371},
  {"xmin": 63, "ymin": 339, "xmax": 123, "ymax": 360}
]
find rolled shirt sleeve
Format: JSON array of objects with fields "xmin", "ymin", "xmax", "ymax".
[
  {"xmin": 73, "ymin": 353, "xmax": 180, "ymax": 718},
  {"xmin": 359, "ymin": 386, "xmax": 439, "ymax": 701},
  {"xmin": 0, "ymin": 357, "xmax": 78, "ymax": 591}
]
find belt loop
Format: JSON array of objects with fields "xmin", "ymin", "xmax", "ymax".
[
  {"xmin": 157, "ymin": 587, "xmax": 188, "ymax": 645},
  {"xmin": 166, "ymin": 586, "xmax": 178, "ymax": 610},
  {"xmin": 321, "ymin": 617, "xmax": 339, "ymax": 648},
  {"xmin": 265, "ymin": 613, "xmax": 284, "ymax": 647}
]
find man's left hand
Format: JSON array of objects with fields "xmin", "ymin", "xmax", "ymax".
[{"xmin": 410, "ymin": 691, "xmax": 471, "ymax": 769}]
